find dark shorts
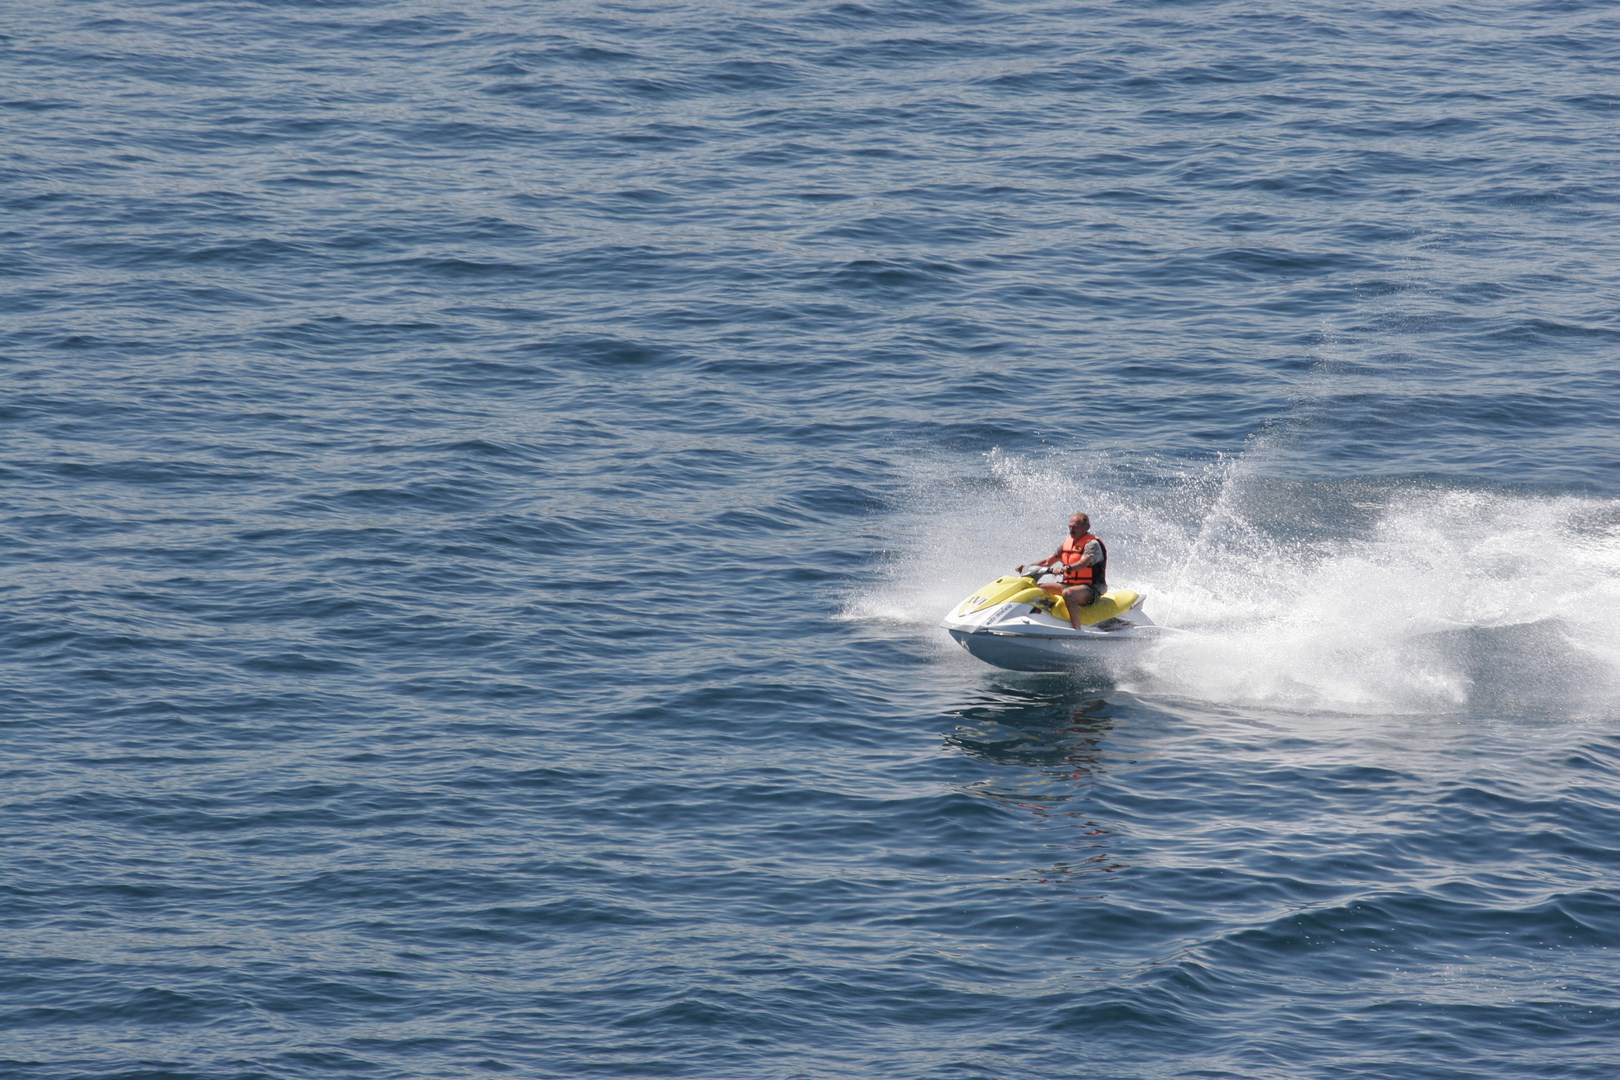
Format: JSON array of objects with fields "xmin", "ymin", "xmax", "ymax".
[{"xmin": 1064, "ymin": 584, "xmax": 1099, "ymax": 606}]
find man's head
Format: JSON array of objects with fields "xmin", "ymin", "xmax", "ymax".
[{"xmin": 1069, "ymin": 513, "xmax": 1090, "ymax": 535}]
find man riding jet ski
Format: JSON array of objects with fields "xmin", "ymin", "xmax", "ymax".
[
  {"xmin": 1019, "ymin": 512, "xmax": 1107, "ymax": 629},
  {"xmin": 941, "ymin": 512, "xmax": 1156, "ymax": 671}
]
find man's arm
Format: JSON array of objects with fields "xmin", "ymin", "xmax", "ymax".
[{"xmin": 1017, "ymin": 548, "xmax": 1064, "ymax": 573}]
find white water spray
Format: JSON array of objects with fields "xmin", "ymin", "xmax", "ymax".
[{"xmin": 852, "ymin": 450, "xmax": 1620, "ymax": 716}]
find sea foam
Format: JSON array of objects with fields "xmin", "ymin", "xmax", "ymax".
[{"xmin": 864, "ymin": 449, "xmax": 1620, "ymax": 716}]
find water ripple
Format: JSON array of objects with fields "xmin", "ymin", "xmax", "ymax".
[{"xmin": 5, "ymin": 0, "xmax": 1620, "ymax": 1076}]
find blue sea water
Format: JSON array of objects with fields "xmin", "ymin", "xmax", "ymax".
[{"xmin": 5, "ymin": 0, "xmax": 1620, "ymax": 1076}]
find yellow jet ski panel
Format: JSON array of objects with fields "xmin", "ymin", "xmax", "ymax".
[
  {"xmin": 948, "ymin": 575, "xmax": 1141, "ymax": 627},
  {"xmin": 1053, "ymin": 588, "xmax": 1141, "ymax": 626}
]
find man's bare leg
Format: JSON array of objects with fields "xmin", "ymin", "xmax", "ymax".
[{"xmin": 1062, "ymin": 585, "xmax": 1096, "ymax": 629}]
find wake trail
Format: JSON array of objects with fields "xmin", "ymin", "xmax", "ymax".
[{"xmin": 856, "ymin": 449, "xmax": 1620, "ymax": 717}]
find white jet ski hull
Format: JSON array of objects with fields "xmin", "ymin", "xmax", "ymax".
[
  {"xmin": 941, "ymin": 575, "xmax": 1157, "ymax": 673},
  {"xmin": 945, "ymin": 623, "xmax": 1153, "ymax": 672}
]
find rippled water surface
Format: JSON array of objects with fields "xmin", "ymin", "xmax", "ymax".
[{"xmin": 6, "ymin": 1, "xmax": 1620, "ymax": 1077}]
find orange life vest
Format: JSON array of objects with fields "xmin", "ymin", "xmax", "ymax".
[{"xmin": 1059, "ymin": 533, "xmax": 1107, "ymax": 591}]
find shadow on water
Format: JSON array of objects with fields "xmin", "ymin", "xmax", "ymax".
[
  {"xmin": 941, "ymin": 677, "xmax": 1128, "ymax": 880},
  {"xmin": 944, "ymin": 678, "xmax": 1115, "ymax": 772}
]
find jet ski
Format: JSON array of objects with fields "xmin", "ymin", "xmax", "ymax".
[{"xmin": 942, "ymin": 569, "xmax": 1157, "ymax": 672}]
